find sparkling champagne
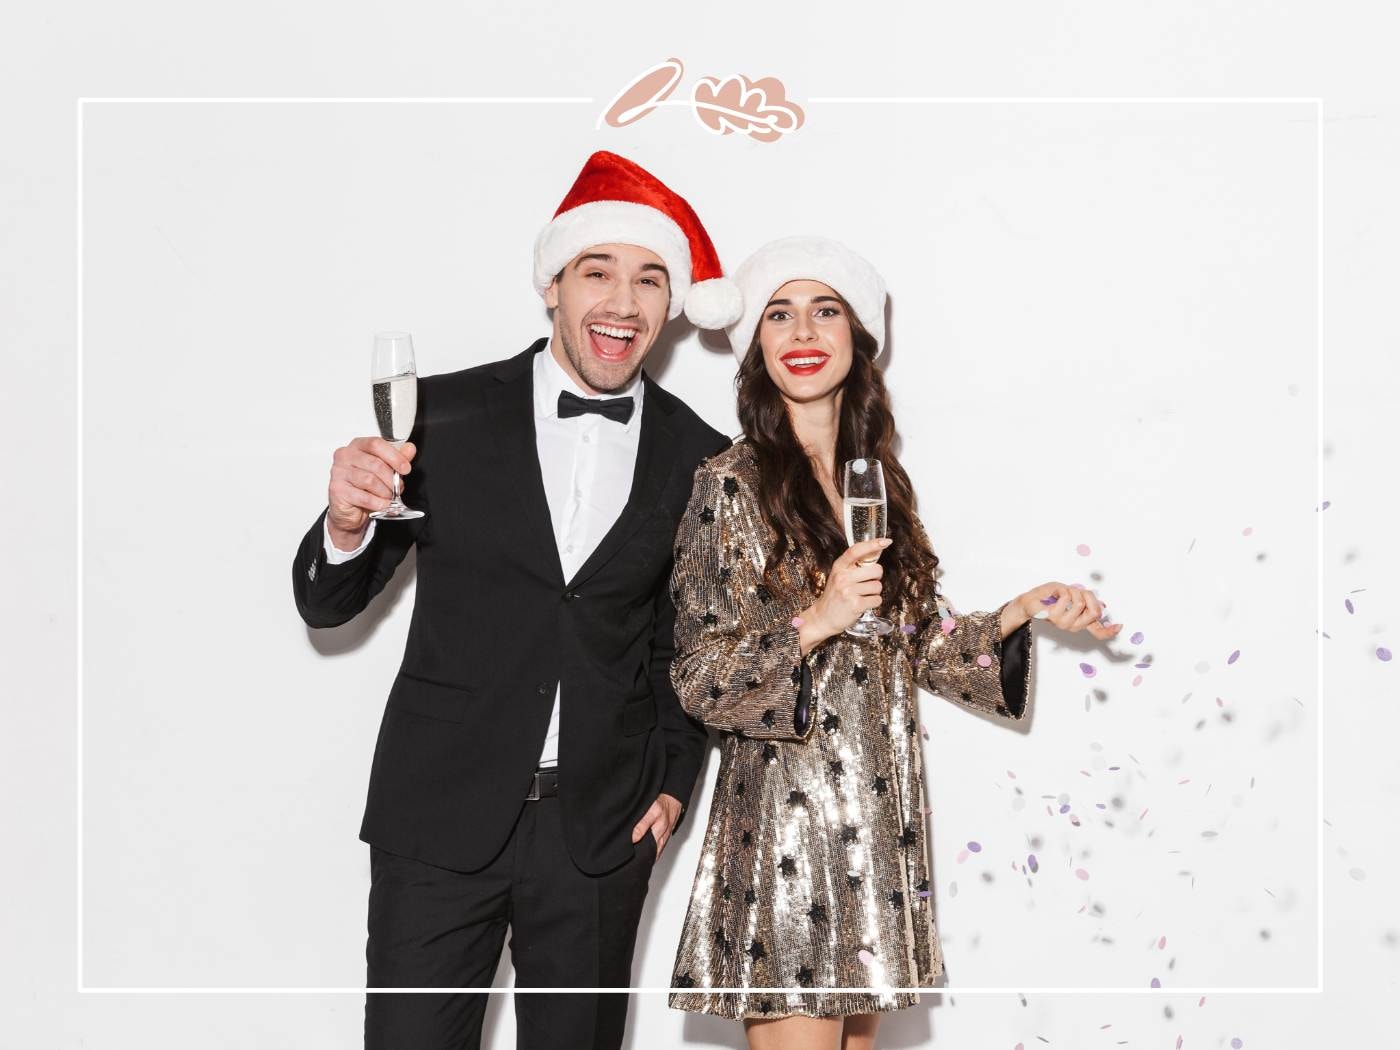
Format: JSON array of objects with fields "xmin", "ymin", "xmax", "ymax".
[
  {"xmin": 372, "ymin": 373, "xmax": 417, "ymax": 444},
  {"xmin": 844, "ymin": 497, "xmax": 888, "ymax": 549}
]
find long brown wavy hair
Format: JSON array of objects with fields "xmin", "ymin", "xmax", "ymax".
[{"xmin": 735, "ymin": 294, "xmax": 940, "ymax": 609}]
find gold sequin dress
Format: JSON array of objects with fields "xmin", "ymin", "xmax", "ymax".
[{"xmin": 666, "ymin": 441, "xmax": 1035, "ymax": 1020}]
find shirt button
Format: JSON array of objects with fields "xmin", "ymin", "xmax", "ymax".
[
  {"xmin": 574, "ymin": 488, "xmax": 583, "ymax": 499},
  {"xmin": 582, "ymin": 434, "xmax": 591, "ymax": 444},
  {"xmin": 564, "ymin": 544, "xmax": 574, "ymax": 554}
]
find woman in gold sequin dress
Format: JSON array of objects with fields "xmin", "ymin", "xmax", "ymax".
[{"xmin": 666, "ymin": 237, "xmax": 1122, "ymax": 1049}]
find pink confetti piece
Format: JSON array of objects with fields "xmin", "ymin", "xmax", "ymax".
[
  {"xmin": 1132, "ymin": 675, "xmax": 1143, "ymax": 687},
  {"xmin": 967, "ymin": 840, "xmax": 982, "ymax": 853},
  {"xmin": 1130, "ymin": 631, "xmax": 1145, "ymax": 644},
  {"xmin": 1139, "ymin": 807, "xmax": 1149, "ymax": 820},
  {"xmin": 1006, "ymin": 769, "xmax": 1017, "ymax": 779},
  {"xmin": 1242, "ymin": 526, "xmax": 1253, "ymax": 536},
  {"xmin": 1076, "ymin": 543, "xmax": 1092, "ymax": 556},
  {"xmin": 858, "ymin": 948, "xmax": 876, "ymax": 966},
  {"xmin": 956, "ymin": 849, "xmax": 970, "ymax": 864},
  {"xmin": 1079, "ymin": 662, "xmax": 1097, "ymax": 678},
  {"xmin": 939, "ymin": 617, "xmax": 957, "ymax": 635},
  {"xmin": 1227, "ymin": 649, "xmax": 1241, "ymax": 664},
  {"xmin": 1177, "ymin": 1037, "xmax": 1184, "ymax": 1050},
  {"xmin": 1378, "ymin": 647, "xmax": 1393, "ymax": 662},
  {"xmin": 1199, "ymin": 996, "xmax": 1206, "ymax": 1007},
  {"xmin": 976, "ymin": 653, "xmax": 992, "ymax": 667},
  {"xmin": 1178, "ymin": 777, "xmax": 1191, "ymax": 785},
  {"xmin": 1344, "ymin": 598, "xmax": 1354, "ymax": 614},
  {"xmin": 1075, "ymin": 868, "xmax": 1089, "ymax": 880},
  {"xmin": 920, "ymin": 724, "xmax": 930, "ymax": 740},
  {"xmin": 1216, "ymin": 697, "xmax": 1224, "ymax": 707},
  {"xmin": 1158, "ymin": 935, "xmax": 1167, "ymax": 949}
]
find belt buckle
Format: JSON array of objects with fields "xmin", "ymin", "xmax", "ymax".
[{"xmin": 525, "ymin": 771, "xmax": 542, "ymax": 801}]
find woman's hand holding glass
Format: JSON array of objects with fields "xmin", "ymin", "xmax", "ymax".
[
  {"xmin": 1013, "ymin": 580, "xmax": 1123, "ymax": 641},
  {"xmin": 795, "ymin": 537, "xmax": 892, "ymax": 654}
]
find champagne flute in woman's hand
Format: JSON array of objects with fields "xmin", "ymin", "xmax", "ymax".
[
  {"xmin": 369, "ymin": 331, "xmax": 425, "ymax": 521},
  {"xmin": 843, "ymin": 457, "xmax": 893, "ymax": 637}
]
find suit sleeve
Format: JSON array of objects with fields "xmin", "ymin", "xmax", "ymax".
[
  {"xmin": 904, "ymin": 517, "xmax": 1034, "ymax": 721},
  {"xmin": 669, "ymin": 460, "xmax": 814, "ymax": 741}
]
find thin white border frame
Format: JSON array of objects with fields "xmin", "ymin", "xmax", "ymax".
[{"xmin": 75, "ymin": 95, "xmax": 1324, "ymax": 996}]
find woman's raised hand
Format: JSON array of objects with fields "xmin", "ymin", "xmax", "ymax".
[
  {"xmin": 1017, "ymin": 581, "xmax": 1122, "ymax": 641},
  {"xmin": 802, "ymin": 538, "xmax": 892, "ymax": 642}
]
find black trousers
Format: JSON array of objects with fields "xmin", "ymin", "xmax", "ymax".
[{"xmin": 364, "ymin": 794, "xmax": 657, "ymax": 1050}]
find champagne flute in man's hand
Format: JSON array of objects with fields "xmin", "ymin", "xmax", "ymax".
[
  {"xmin": 843, "ymin": 458, "xmax": 893, "ymax": 637},
  {"xmin": 369, "ymin": 331, "xmax": 425, "ymax": 521}
]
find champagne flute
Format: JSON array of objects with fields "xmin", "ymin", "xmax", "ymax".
[
  {"xmin": 842, "ymin": 457, "xmax": 893, "ymax": 637},
  {"xmin": 369, "ymin": 331, "xmax": 425, "ymax": 521}
]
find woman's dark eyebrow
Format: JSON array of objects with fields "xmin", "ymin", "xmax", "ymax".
[{"xmin": 765, "ymin": 295, "xmax": 842, "ymax": 308}]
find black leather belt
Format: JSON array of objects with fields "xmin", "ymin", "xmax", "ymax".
[{"xmin": 525, "ymin": 767, "xmax": 559, "ymax": 801}]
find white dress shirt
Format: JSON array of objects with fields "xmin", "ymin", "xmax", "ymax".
[{"xmin": 324, "ymin": 345, "xmax": 646, "ymax": 768}]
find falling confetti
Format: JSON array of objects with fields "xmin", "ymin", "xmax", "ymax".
[
  {"xmin": 1344, "ymin": 598, "xmax": 1354, "ymax": 614},
  {"xmin": 1242, "ymin": 526, "xmax": 1253, "ymax": 536},
  {"xmin": 1075, "ymin": 868, "xmax": 1090, "ymax": 880},
  {"xmin": 1150, "ymin": 977, "xmax": 1161, "ymax": 987},
  {"xmin": 1227, "ymin": 649, "xmax": 1241, "ymax": 664},
  {"xmin": 968, "ymin": 841, "xmax": 982, "ymax": 853},
  {"xmin": 940, "ymin": 617, "xmax": 957, "ymax": 635},
  {"xmin": 1079, "ymin": 663, "xmax": 1097, "ymax": 678},
  {"xmin": 1028, "ymin": 854, "xmax": 1038, "ymax": 873},
  {"xmin": 1130, "ymin": 631, "xmax": 1145, "ymax": 644},
  {"xmin": 1378, "ymin": 647, "xmax": 1393, "ymax": 662},
  {"xmin": 858, "ymin": 949, "xmax": 876, "ymax": 966},
  {"xmin": 956, "ymin": 849, "xmax": 970, "ymax": 864},
  {"xmin": 1132, "ymin": 675, "xmax": 1143, "ymax": 687},
  {"xmin": 901, "ymin": 623, "xmax": 916, "ymax": 634},
  {"xmin": 1231, "ymin": 1040, "xmax": 1243, "ymax": 1049},
  {"xmin": 1158, "ymin": 935, "xmax": 1167, "ymax": 949},
  {"xmin": 1076, "ymin": 543, "xmax": 1092, "ymax": 556}
]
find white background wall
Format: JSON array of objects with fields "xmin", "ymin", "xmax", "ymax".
[{"xmin": 5, "ymin": 2, "xmax": 1394, "ymax": 1048}]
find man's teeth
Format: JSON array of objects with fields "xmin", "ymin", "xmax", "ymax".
[
  {"xmin": 588, "ymin": 323, "xmax": 637, "ymax": 341},
  {"xmin": 786, "ymin": 356, "xmax": 826, "ymax": 367}
]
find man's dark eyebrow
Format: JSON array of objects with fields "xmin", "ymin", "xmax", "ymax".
[
  {"xmin": 765, "ymin": 295, "xmax": 842, "ymax": 308},
  {"xmin": 574, "ymin": 253, "xmax": 615, "ymax": 269},
  {"xmin": 641, "ymin": 262, "xmax": 670, "ymax": 282}
]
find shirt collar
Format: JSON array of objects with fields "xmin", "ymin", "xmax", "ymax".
[{"xmin": 534, "ymin": 342, "xmax": 646, "ymax": 431}]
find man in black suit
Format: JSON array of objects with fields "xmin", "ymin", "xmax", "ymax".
[{"xmin": 291, "ymin": 151, "xmax": 743, "ymax": 1049}]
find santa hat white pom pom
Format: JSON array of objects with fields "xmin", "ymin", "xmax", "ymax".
[{"xmin": 684, "ymin": 276, "xmax": 743, "ymax": 330}]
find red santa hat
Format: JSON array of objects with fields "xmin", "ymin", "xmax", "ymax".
[{"xmin": 533, "ymin": 151, "xmax": 742, "ymax": 329}]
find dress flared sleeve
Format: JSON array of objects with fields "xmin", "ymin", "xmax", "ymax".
[
  {"xmin": 904, "ymin": 517, "xmax": 1034, "ymax": 722},
  {"xmin": 669, "ymin": 459, "xmax": 814, "ymax": 741}
]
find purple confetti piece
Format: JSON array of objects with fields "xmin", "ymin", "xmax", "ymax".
[
  {"xmin": 1076, "ymin": 543, "xmax": 1092, "ymax": 556},
  {"xmin": 1079, "ymin": 662, "xmax": 1096, "ymax": 678},
  {"xmin": 916, "ymin": 889, "xmax": 930, "ymax": 898},
  {"xmin": 1151, "ymin": 977, "xmax": 1161, "ymax": 988},
  {"xmin": 1130, "ymin": 631, "xmax": 1145, "ymax": 644},
  {"xmin": 1378, "ymin": 647, "xmax": 1393, "ymax": 662},
  {"xmin": 1028, "ymin": 853, "xmax": 1039, "ymax": 872},
  {"xmin": 1134, "ymin": 661, "xmax": 1151, "ymax": 669},
  {"xmin": 1231, "ymin": 1040, "xmax": 1243, "ymax": 1049},
  {"xmin": 1059, "ymin": 803, "xmax": 1071, "ymax": 814},
  {"xmin": 900, "ymin": 622, "xmax": 916, "ymax": 634},
  {"xmin": 1227, "ymin": 649, "xmax": 1241, "ymax": 664},
  {"xmin": 1040, "ymin": 595, "xmax": 1058, "ymax": 606},
  {"xmin": 1344, "ymin": 598, "xmax": 1354, "ymax": 615},
  {"xmin": 1321, "ymin": 500, "xmax": 1330, "ymax": 510},
  {"xmin": 967, "ymin": 840, "xmax": 982, "ymax": 853}
]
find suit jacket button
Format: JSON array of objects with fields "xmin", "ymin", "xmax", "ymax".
[
  {"xmin": 563, "ymin": 590, "xmax": 579, "ymax": 601},
  {"xmin": 537, "ymin": 682, "xmax": 550, "ymax": 695}
]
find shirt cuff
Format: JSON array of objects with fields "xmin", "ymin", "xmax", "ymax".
[{"xmin": 322, "ymin": 515, "xmax": 375, "ymax": 563}]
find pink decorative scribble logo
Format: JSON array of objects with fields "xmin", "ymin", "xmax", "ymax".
[{"xmin": 599, "ymin": 58, "xmax": 804, "ymax": 144}]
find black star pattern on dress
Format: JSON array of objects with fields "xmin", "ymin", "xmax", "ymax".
[
  {"xmin": 796, "ymin": 965, "xmax": 814, "ymax": 988},
  {"xmin": 709, "ymin": 683, "xmax": 723, "ymax": 700},
  {"xmin": 847, "ymin": 873, "xmax": 863, "ymax": 892},
  {"xmin": 808, "ymin": 903, "xmax": 828, "ymax": 923},
  {"xmin": 916, "ymin": 877, "xmax": 929, "ymax": 894},
  {"xmin": 720, "ymin": 882, "xmax": 732, "ymax": 901},
  {"xmin": 744, "ymin": 887, "xmax": 757, "ymax": 905},
  {"xmin": 758, "ymin": 632, "xmax": 773, "ymax": 651},
  {"xmin": 747, "ymin": 939, "xmax": 766, "ymax": 962},
  {"xmin": 907, "ymin": 717, "xmax": 918, "ymax": 737},
  {"xmin": 814, "ymin": 647, "xmax": 829, "ymax": 667},
  {"xmin": 872, "ymin": 775, "xmax": 889, "ymax": 795},
  {"xmin": 671, "ymin": 586, "xmax": 682, "ymax": 604},
  {"xmin": 755, "ymin": 584, "xmax": 771, "ymax": 603},
  {"xmin": 828, "ymin": 760, "xmax": 845, "ymax": 779},
  {"xmin": 762, "ymin": 742, "xmax": 779, "ymax": 764},
  {"xmin": 790, "ymin": 665, "xmax": 802, "ymax": 684},
  {"xmin": 735, "ymin": 782, "xmax": 746, "ymax": 798},
  {"xmin": 787, "ymin": 789, "xmax": 807, "ymax": 808},
  {"xmin": 699, "ymin": 505, "xmax": 715, "ymax": 524},
  {"xmin": 900, "ymin": 824, "xmax": 919, "ymax": 848},
  {"xmin": 779, "ymin": 855, "xmax": 798, "ymax": 878},
  {"xmin": 959, "ymin": 650, "xmax": 973, "ymax": 664},
  {"xmin": 748, "ymin": 678, "xmax": 762, "ymax": 692},
  {"xmin": 741, "ymin": 829, "xmax": 753, "ymax": 847},
  {"xmin": 758, "ymin": 999, "xmax": 774, "ymax": 1014},
  {"xmin": 701, "ymin": 612, "xmax": 718, "ymax": 627},
  {"xmin": 840, "ymin": 823, "xmax": 860, "ymax": 845},
  {"xmin": 760, "ymin": 707, "xmax": 775, "ymax": 726},
  {"xmin": 888, "ymin": 889, "xmax": 904, "ymax": 909},
  {"xmin": 960, "ymin": 690, "xmax": 974, "ymax": 702},
  {"xmin": 822, "ymin": 712, "xmax": 841, "ymax": 734},
  {"xmin": 723, "ymin": 475, "xmax": 740, "ymax": 497},
  {"xmin": 718, "ymin": 565, "xmax": 732, "ymax": 582},
  {"xmin": 674, "ymin": 972, "xmax": 696, "ymax": 988},
  {"xmin": 851, "ymin": 664, "xmax": 869, "ymax": 685},
  {"xmin": 879, "ymin": 721, "xmax": 890, "ymax": 738}
]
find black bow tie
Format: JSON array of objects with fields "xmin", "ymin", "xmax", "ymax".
[{"xmin": 557, "ymin": 389, "xmax": 635, "ymax": 425}]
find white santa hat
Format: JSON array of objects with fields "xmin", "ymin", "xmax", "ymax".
[
  {"xmin": 725, "ymin": 236, "xmax": 887, "ymax": 365},
  {"xmin": 533, "ymin": 150, "xmax": 742, "ymax": 329}
]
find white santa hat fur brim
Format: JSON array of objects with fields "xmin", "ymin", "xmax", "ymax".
[{"xmin": 725, "ymin": 236, "xmax": 887, "ymax": 364}]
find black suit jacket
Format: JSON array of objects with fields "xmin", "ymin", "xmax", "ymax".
[{"xmin": 292, "ymin": 340, "xmax": 730, "ymax": 874}]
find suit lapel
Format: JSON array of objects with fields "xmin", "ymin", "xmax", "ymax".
[
  {"xmin": 483, "ymin": 341, "xmax": 565, "ymax": 588},
  {"xmin": 566, "ymin": 374, "xmax": 678, "ymax": 590}
]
